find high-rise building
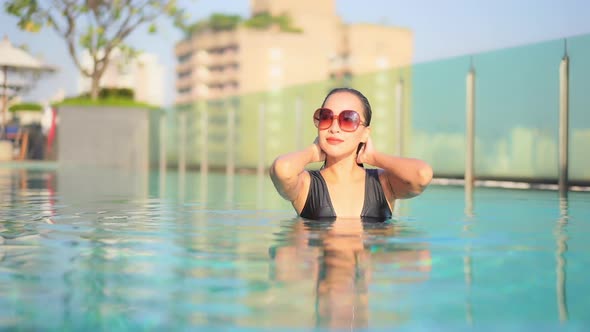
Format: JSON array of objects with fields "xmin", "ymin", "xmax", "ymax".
[
  {"xmin": 78, "ymin": 49, "xmax": 165, "ymax": 107},
  {"xmin": 174, "ymin": 0, "xmax": 413, "ymax": 104}
]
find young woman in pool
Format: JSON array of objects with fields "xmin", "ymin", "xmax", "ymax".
[{"xmin": 270, "ymin": 87, "xmax": 433, "ymax": 221}]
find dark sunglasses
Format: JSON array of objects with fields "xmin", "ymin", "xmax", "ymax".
[{"xmin": 313, "ymin": 108, "xmax": 367, "ymax": 132}]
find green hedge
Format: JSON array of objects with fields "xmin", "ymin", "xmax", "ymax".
[
  {"xmin": 100, "ymin": 87, "xmax": 134, "ymax": 99},
  {"xmin": 77, "ymin": 87, "xmax": 135, "ymax": 100},
  {"xmin": 9, "ymin": 103, "xmax": 43, "ymax": 112},
  {"xmin": 244, "ymin": 12, "xmax": 303, "ymax": 33},
  {"xmin": 54, "ymin": 87, "xmax": 158, "ymax": 109},
  {"xmin": 186, "ymin": 12, "xmax": 303, "ymax": 36},
  {"xmin": 53, "ymin": 97, "xmax": 158, "ymax": 109}
]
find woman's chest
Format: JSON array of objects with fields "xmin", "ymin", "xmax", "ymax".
[{"xmin": 325, "ymin": 181, "xmax": 365, "ymax": 218}]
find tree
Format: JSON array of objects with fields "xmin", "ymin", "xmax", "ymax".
[{"xmin": 4, "ymin": 0, "xmax": 189, "ymax": 100}]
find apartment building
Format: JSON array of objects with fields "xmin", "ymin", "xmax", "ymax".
[{"xmin": 174, "ymin": 0, "xmax": 413, "ymax": 104}]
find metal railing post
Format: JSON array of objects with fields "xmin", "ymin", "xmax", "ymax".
[
  {"xmin": 465, "ymin": 59, "xmax": 476, "ymax": 214},
  {"xmin": 226, "ymin": 99, "xmax": 235, "ymax": 203},
  {"xmin": 257, "ymin": 102, "xmax": 266, "ymax": 177},
  {"xmin": 158, "ymin": 111, "xmax": 167, "ymax": 197},
  {"xmin": 558, "ymin": 40, "xmax": 570, "ymax": 197}
]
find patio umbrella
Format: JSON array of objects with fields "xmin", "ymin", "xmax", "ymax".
[{"xmin": 0, "ymin": 35, "xmax": 55, "ymax": 136}]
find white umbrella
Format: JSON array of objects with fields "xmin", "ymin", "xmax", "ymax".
[{"xmin": 0, "ymin": 35, "xmax": 55, "ymax": 136}]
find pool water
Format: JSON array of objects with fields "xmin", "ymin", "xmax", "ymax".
[{"xmin": 1, "ymin": 166, "xmax": 589, "ymax": 331}]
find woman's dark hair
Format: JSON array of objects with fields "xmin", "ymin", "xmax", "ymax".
[
  {"xmin": 321, "ymin": 87, "xmax": 372, "ymax": 126},
  {"xmin": 320, "ymin": 87, "xmax": 372, "ymax": 167}
]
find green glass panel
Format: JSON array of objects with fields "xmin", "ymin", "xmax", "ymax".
[
  {"xmin": 155, "ymin": 34, "xmax": 590, "ymax": 183},
  {"xmin": 474, "ymin": 39, "xmax": 562, "ymax": 180},
  {"xmin": 569, "ymin": 34, "xmax": 590, "ymax": 181},
  {"xmin": 411, "ymin": 56, "xmax": 471, "ymax": 176}
]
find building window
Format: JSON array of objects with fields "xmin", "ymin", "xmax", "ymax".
[
  {"xmin": 178, "ymin": 87, "xmax": 192, "ymax": 94},
  {"xmin": 209, "ymin": 65, "xmax": 224, "ymax": 72},
  {"xmin": 178, "ymin": 52, "xmax": 193, "ymax": 63},
  {"xmin": 177, "ymin": 70, "xmax": 192, "ymax": 79}
]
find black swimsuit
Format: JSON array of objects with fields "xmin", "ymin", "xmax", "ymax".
[{"xmin": 299, "ymin": 169, "xmax": 392, "ymax": 221}]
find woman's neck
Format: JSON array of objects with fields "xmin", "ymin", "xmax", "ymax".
[{"xmin": 322, "ymin": 157, "xmax": 364, "ymax": 182}]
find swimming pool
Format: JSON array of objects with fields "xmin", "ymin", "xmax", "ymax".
[{"xmin": 1, "ymin": 166, "xmax": 589, "ymax": 330}]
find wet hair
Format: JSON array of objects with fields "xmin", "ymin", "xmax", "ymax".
[
  {"xmin": 321, "ymin": 87, "xmax": 372, "ymax": 126},
  {"xmin": 320, "ymin": 87, "xmax": 372, "ymax": 167}
]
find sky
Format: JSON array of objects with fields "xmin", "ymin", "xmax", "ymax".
[{"xmin": 2, "ymin": 0, "xmax": 590, "ymax": 106}]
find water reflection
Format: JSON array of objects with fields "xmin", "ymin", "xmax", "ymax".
[
  {"xmin": 0, "ymin": 168, "xmax": 58, "ymax": 225},
  {"xmin": 270, "ymin": 218, "xmax": 431, "ymax": 329},
  {"xmin": 555, "ymin": 197, "xmax": 569, "ymax": 322},
  {"xmin": 463, "ymin": 189, "xmax": 474, "ymax": 325}
]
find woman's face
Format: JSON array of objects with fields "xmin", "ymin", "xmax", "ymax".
[{"xmin": 317, "ymin": 92, "xmax": 370, "ymax": 160}]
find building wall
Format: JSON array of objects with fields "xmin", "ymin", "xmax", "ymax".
[
  {"xmin": 175, "ymin": 39, "xmax": 196, "ymax": 104},
  {"xmin": 345, "ymin": 24, "xmax": 414, "ymax": 73},
  {"xmin": 174, "ymin": 0, "xmax": 410, "ymax": 105},
  {"xmin": 236, "ymin": 27, "xmax": 340, "ymax": 94}
]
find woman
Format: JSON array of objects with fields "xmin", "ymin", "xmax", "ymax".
[{"xmin": 270, "ymin": 87, "xmax": 433, "ymax": 220}]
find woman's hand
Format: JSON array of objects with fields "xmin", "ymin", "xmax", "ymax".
[
  {"xmin": 358, "ymin": 136, "xmax": 433, "ymax": 200},
  {"xmin": 311, "ymin": 136, "xmax": 326, "ymax": 163},
  {"xmin": 356, "ymin": 136, "xmax": 376, "ymax": 165}
]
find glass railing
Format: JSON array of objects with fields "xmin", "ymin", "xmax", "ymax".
[{"xmin": 155, "ymin": 33, "xmax": 590, "ymax": 183}]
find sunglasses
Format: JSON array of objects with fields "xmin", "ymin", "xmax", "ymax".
[{"xmin": 313, "ymin": 108, "xmax": 367, "ymax": 132}]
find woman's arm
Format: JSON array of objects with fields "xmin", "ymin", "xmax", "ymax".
[
  {"xmin": 269, "ymin": 140, "xmax": 325, "ymax": 203},
  {"xmin": 357, "ymin": 137, "xmax": 433, "ymax": 199}
]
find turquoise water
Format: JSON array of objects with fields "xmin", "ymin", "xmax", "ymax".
[{"xmin": 1, "ymin": 166, "xmax": 589, "ymax": 331}]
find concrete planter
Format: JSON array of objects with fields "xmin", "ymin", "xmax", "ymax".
[{"xmin": 57, "ymin": 106, "xmax": 153, "ymax": 171}]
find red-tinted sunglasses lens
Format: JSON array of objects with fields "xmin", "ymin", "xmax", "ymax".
[{"xmin": 313, "ymin": 108, "xmax": 361, "ymax": 132}]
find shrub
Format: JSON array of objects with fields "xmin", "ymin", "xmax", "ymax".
[
  {"xmin": 244, "ymin": 12, "xmax": 303, "ymax": 33},
  {"xmin": 99, "ymin": 87, "xmax": 135, "ymax": 100},
  {"xmin": 185, "ymin": 12, "xmax": 303, "ymax": 37},
  {"xmin": 53, "ymin": 96, "xmax": 158, "ymax": 109},
  {"xmin": 8, "ymin": 102, "xmax": 43, "ymax": 112}
]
